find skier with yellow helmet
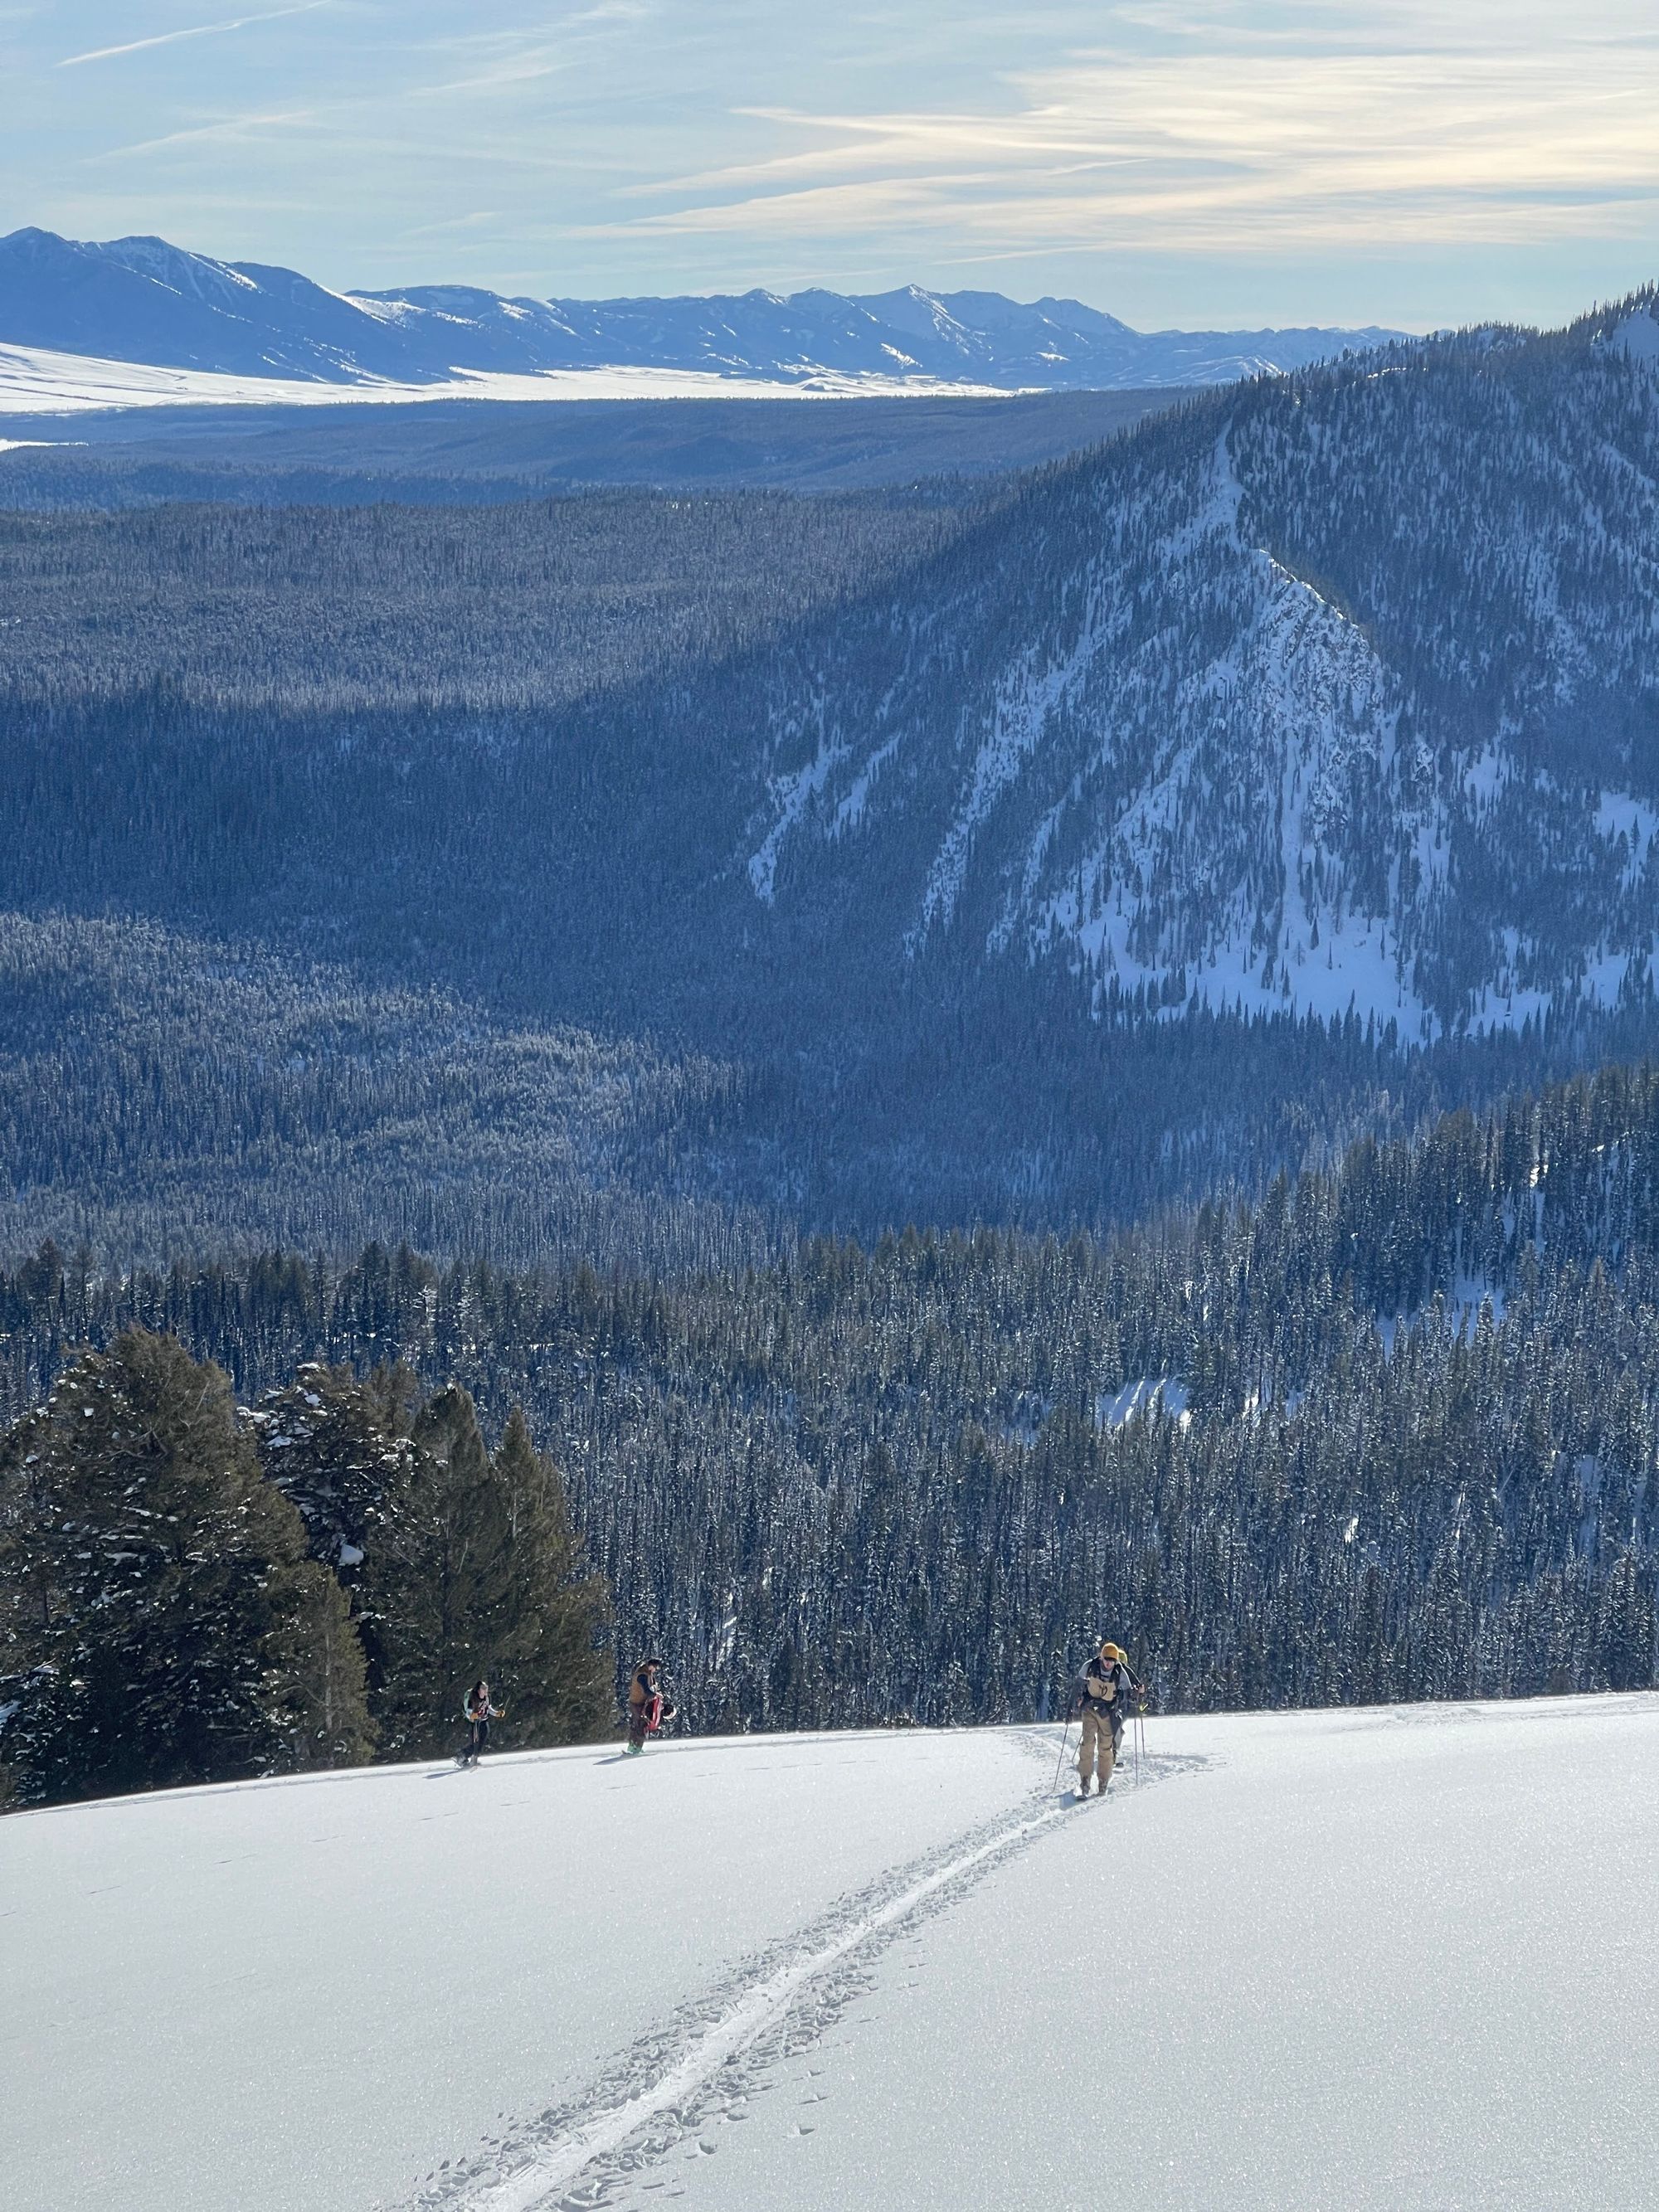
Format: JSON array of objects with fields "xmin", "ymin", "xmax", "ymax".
[{"xmin": 1072, "ymin": 1637, "xmax": 1143, "ymax": 1796}]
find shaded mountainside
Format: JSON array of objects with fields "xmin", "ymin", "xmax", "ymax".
[
  {"xmin": 5, "ymin": 1064, "xmax": 1659, "ymax": 1732},
  {"xmin": 2, "ymin": 294, "xmax": 1659, "ymax": 1240},
  {"xmin": 0, "ymin": 485, "xmax": 975, "ymax": 707}
]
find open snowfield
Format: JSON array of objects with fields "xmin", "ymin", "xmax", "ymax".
[
  {"xmin": 4, "ymin": 1696, "xmax": 1657, "ymax": 2211},
  {"xmin": 0, "ymin": 343, "xmax": 1009, "ymax": 416}
]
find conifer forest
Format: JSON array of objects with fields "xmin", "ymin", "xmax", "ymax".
[{"xmin": 5, "ymin": 295, "xmax": 1659, "ymax": 1803}]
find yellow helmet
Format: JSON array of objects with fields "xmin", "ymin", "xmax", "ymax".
[{"xmin": 1099, "ymin": 1640, "xmax": 1122, "ymax": 1660}]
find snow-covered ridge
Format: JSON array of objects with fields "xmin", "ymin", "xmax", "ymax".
[
  {"xmin": 743, "ymin": 313, "xmax": 1659, "ymax": 1043},
  {"xmin": 0, "ymin": 226, "xmax": 1403, "ymax": 407},
  {"xmin": 751, "ymin": 428, "xmax": 1432, "ymax": 1028}
]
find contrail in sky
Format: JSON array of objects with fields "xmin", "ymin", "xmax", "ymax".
[{"xmin": 60, "ymin": 1, "xmax": 333, "ymax": 69}]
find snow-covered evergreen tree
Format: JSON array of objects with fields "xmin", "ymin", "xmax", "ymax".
[
  {"xmin": 250, "ymin": 1359, "xmax": 415, "ymax": 1578},
  {"xmin": 0, "ymin": 1328, "xmax": 370, "ymax": 1804}
]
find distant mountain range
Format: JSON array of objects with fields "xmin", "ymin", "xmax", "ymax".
[{"xmin": 0, "ymin": 226, "xmax": 1403, "ymax": 394}]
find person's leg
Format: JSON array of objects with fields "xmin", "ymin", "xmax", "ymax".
[
  {"xmin": 1101, "ymin": 1715, "xmax": 1119, "ymax": 1786},
  {"xmin": 1077, "ymin": 1709, "xmax": 1097, "ymax": 1788}
]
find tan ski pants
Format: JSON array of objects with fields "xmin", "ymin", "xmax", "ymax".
[{"xmin": 1078, "ymin": 1706, "xmax": 1117, "ymax": 1788}]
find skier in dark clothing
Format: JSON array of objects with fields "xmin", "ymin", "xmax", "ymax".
[
  {"xmin": 625, "ymin": 1656, "xmax": 675, "ymax": 1753},
  {"xmin": 460, "ymin": 1679, "xmax": 502, "ymax": 1766},
  {"xmin": 1073, "ymin": 1639, "xmax": 1143, "ymax": 1796}
]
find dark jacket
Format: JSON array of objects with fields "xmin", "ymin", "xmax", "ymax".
[{"xmin": 1078, "ymin": 1655, "xmax": 1141, "ymax": 1719}]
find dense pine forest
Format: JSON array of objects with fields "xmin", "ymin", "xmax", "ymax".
[{"xmin": 6, "ymin": 1062, "xmax": 1658, "ymax": 1804}]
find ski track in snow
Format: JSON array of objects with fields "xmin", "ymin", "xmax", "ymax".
[{"xmin": 398, "ymin": 1734, "xmax": 1200, "ymax": 2212}]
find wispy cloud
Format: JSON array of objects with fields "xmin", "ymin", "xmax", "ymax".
[
  {"xmin": 401, "ymin": 3, "xmax": 656, "ymax": 102},
  {"xmin": 18, "ymin": 0, "xmax": 1659, "ymax": 315},
  {"xmin": 405, "ymin": 52, "xmax": 572, "ymax": 101},
  {"xmin": 395, "ymin": 211, "xmax": 506, "ymax": 240},
  {"xmin": 59, "ymin": 1, "xmax": 333, "ymax": 69},
  {"xmin": 88, "ymin": 109, "xmax": 318, "ymax": 163},
  {"xmin": 596, "ymin": 13, "xmax": 1659, "ymax": 259}
]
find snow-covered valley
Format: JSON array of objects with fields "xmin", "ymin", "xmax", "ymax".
[
  {"xmin": 7, "ymin": 1697, "xmax": 1657, "ymax": 2211},
  {"xmin": 0, "ymin": 341, "xmax": 1011, "ymax": 416}
]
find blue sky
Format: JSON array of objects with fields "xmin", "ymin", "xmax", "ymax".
[{"xmin": 3, "ymin": 0, "xmax": 1657, "ymax": 328}]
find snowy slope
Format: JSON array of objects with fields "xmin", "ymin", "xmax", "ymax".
[
  {"xmin": 742, "ymin": 305, "xmax": 1659, "ymax": 1042},
  {"xmin": 5, "ymin": 1697, "xmax": 1657, "ymax": 2211},
  {"xmin": 0, "ymin": 342, "xmax": 1001, "ymax": 415},
  {"xmin": 1, "ymin": 1728, "xmax": 1041, "ymax": 2212}
]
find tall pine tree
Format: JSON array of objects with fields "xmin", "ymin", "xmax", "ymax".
[
  {"xmin": 0, "ymin": 1329, "xmax": 371, "ymax": 1806},
  {"xmin": 360, "ymin": 1384, "xmax": 500, "ymax": 1757},
  {"xmin": 491, "ymin": 1406, "xmax": 612, "ymax": 1746},
  {"xmin": 361, "ymin": 1390, "xmax": 611, "ymax": 1757}
]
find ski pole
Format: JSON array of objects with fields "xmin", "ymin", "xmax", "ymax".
[{"xmin": 1053, "ymin": 1715, "xmax": 1073, "ymax": 1794}]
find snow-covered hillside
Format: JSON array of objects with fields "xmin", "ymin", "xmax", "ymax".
[
  {"xmin": 0, "ymin": 228, "xmax": 1399, "ymax": 402},
  {"xmin": 746, "ymin": 295, "xmax": 1659, "ymax": 1040},
  {"xmin": 7, "ymin": 1697, "xmax": 1657, "ymax": 2211}
]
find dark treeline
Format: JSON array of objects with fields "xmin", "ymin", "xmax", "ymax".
[
  {"xmin": 0, "ymin": 1330, "xmax": 611, "ymax": 1807},
  {"xmin": 0, "ymin": 388, "xmax": 1178, "ymax": 508},
  {"xmin": 6, "ymin": 1063, "xmax": 1659, "ymax": 1769},
  {"xmin": 0, "ymin": 910, "xmax": 777, "ymax": 1277},
  {"xmin": 0, "ymin": 485, "xmax": 980, "ymax": 711},
  {"xmin": 12, "ymin": 906, "xmax": 1658, "ymax": 1271}
]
